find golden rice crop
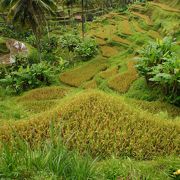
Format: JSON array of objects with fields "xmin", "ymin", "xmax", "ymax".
[
  {"xmin": 108, "ymin": 61, "xmax": 138, "ymax": 93},
  {"xmin": 0, "ymin": 91, "xmax": 179, "ymax": 160},
  {"xmin": 18, "ymin": 86, "xmax": 70, "ymax": 102},
  {"xmin": 132, "ymin": 12, "xmax": 153, "ymax": 26},
  {"xmin": 99, "ymin": 67, "xmax": 119, "ymax": 79},
  {"xmin": 59, "ymin": 58, "xmax": 108, "ymax": 87},
  {"xmin": 120, "ymin": 20, "xmax": 133, "ymax": 35},
  {"xmin": 101, "ymin": 46, "xmax": 119, "ymax": 58},
  {"xmin": 83, "ymin": 80, "xmax": 98, "ymax": 89}
]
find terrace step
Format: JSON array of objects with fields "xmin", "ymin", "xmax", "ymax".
[
  {"xmin": 149, "ymin": 2, "xmax": 180, "ymax": 13},
  {"xmin": 101, "ymin": 46, "xmax": 119, "ymax": 58},
  {"xmin": 108, "ymin": 61, "xmax": 138, "ymax": 93},
  {"xmin": 131, "ymin": 12, "xmax": 153, "ymax": 26},
  {"xmin": 59, "ymin": 57, "xmax": 108, "ymax": 87},
  {"xmin": 131, "ymin": 21, "xmax": 146, "ymax": 33}
]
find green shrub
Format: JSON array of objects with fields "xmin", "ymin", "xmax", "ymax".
[
  {"xmin": 60, "ymin": 33, "xmax": 81, "ymax": 52},
  {"xmin": 0, "ymin": 62, "xmax": 54, "ymax": 94},
  {"xmin": 75, "ymin": 38, "xmax": 98, "ymax": 60},
  {"xmin": 0, "ymin": 25, "xmax": 32, "ymax": 40},
  {"xmin": 136, "ymin": 37, "xmax": 180, "ymax": 105},
  {"xmin": 40, "ymin": 36, "xmax": 58, "ymax": 53}
]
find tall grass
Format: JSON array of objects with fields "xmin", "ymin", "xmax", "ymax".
[{"xmin": 0, "ymin": 125, "xmax": 98, "ymax": 179}]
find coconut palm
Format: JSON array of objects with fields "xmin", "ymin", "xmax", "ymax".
[{"xmin": 0, "ymin": 0, "xmax": 56, "ymax": 60}]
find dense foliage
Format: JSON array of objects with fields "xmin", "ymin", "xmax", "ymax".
[
  {"xmin": 75, "ymin": 38, "xmax": 98, "ymax": 60},
  {"xmin": 60, "ymin": 34, "xmax": 98, "ymax": 60},
  {"xmin": 0, "ymin": 62, "xmax": 54, "ymax": 94},
  {"xmin": 137, "ymin": 37, "xmax": 180, "ymax": 105}
]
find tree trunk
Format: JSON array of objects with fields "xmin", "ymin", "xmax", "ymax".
[{"xmin": 81, "ymin": 0, "xmax": 85, "ymax": 39}]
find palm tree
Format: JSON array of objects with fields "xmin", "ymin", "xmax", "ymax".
[{"xmin": 0, "ymin": 0, "xmax": 56, "ymax": 60}]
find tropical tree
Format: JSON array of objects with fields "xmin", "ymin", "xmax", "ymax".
[{"xmin": 0, "ymin": 0, "xmax": 56, "ymax": 60}]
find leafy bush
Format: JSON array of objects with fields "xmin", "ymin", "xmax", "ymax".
[
  {"xmin": 60, "ymin": 34, "xmax": 81, "ymax": 52},
  {"xmin": 0, "ymin": 62, "xmax": 54, "ymax": 94},
  {"xmin": 40, "ymin": 36, "xmax": 58, "ymax": 53},
  {"xmin": 0, "ymin": 54, "xmax": 38, "ymax": 79},
  {"xmin": 60, "ymin": 34, "xmax": 98, "ymax": 60},
  {"xmin": 136, "ymin": 37, "xmax": 180, "ymax": 105},
  {"xmin": 75, "ymin": 38, "xmax": 98, "ymax": 60},
  {"xmin": 0, "ymin": 24, "xmax": 31, "ymax": 40}
]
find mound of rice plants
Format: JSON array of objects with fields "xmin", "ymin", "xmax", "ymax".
[
  {"xmin": 18, "ymin": 86, "xmax": 70, "ymax": 101},
  {"xmin": 108, "ymin": 61, "xmax": 138, "ymax": 93},
  {"xmin": 0, "ymin": 91, "xmax": 179, "ymax": 160},
  {"xmin": 59, "ymin": 57, "xmax": 108, "ymax": 87}
]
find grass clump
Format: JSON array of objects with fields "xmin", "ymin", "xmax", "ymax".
[
  {"xmin": 108, "ymin": 61, "xmax": 138, "ymax": 93},
  {"xmin": 0, "ymin": 90, "xmax": 179, "ymax": 160},
  {"xmin": 0, "ymin": 128, "xmax": 98, "ymax": 179},
  {"xmin": 59, "ymin": 57, "xmax": 108, "ymax": 87}
]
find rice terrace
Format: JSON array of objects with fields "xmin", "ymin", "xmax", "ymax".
[{"xmin": 0, "ymin": 0, "xmax": 180, "ymax": 179}]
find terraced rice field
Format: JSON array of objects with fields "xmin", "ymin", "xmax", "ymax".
[{"xmin": 0, "ymin": 1, "xmax": 180, "ymax": 179}]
